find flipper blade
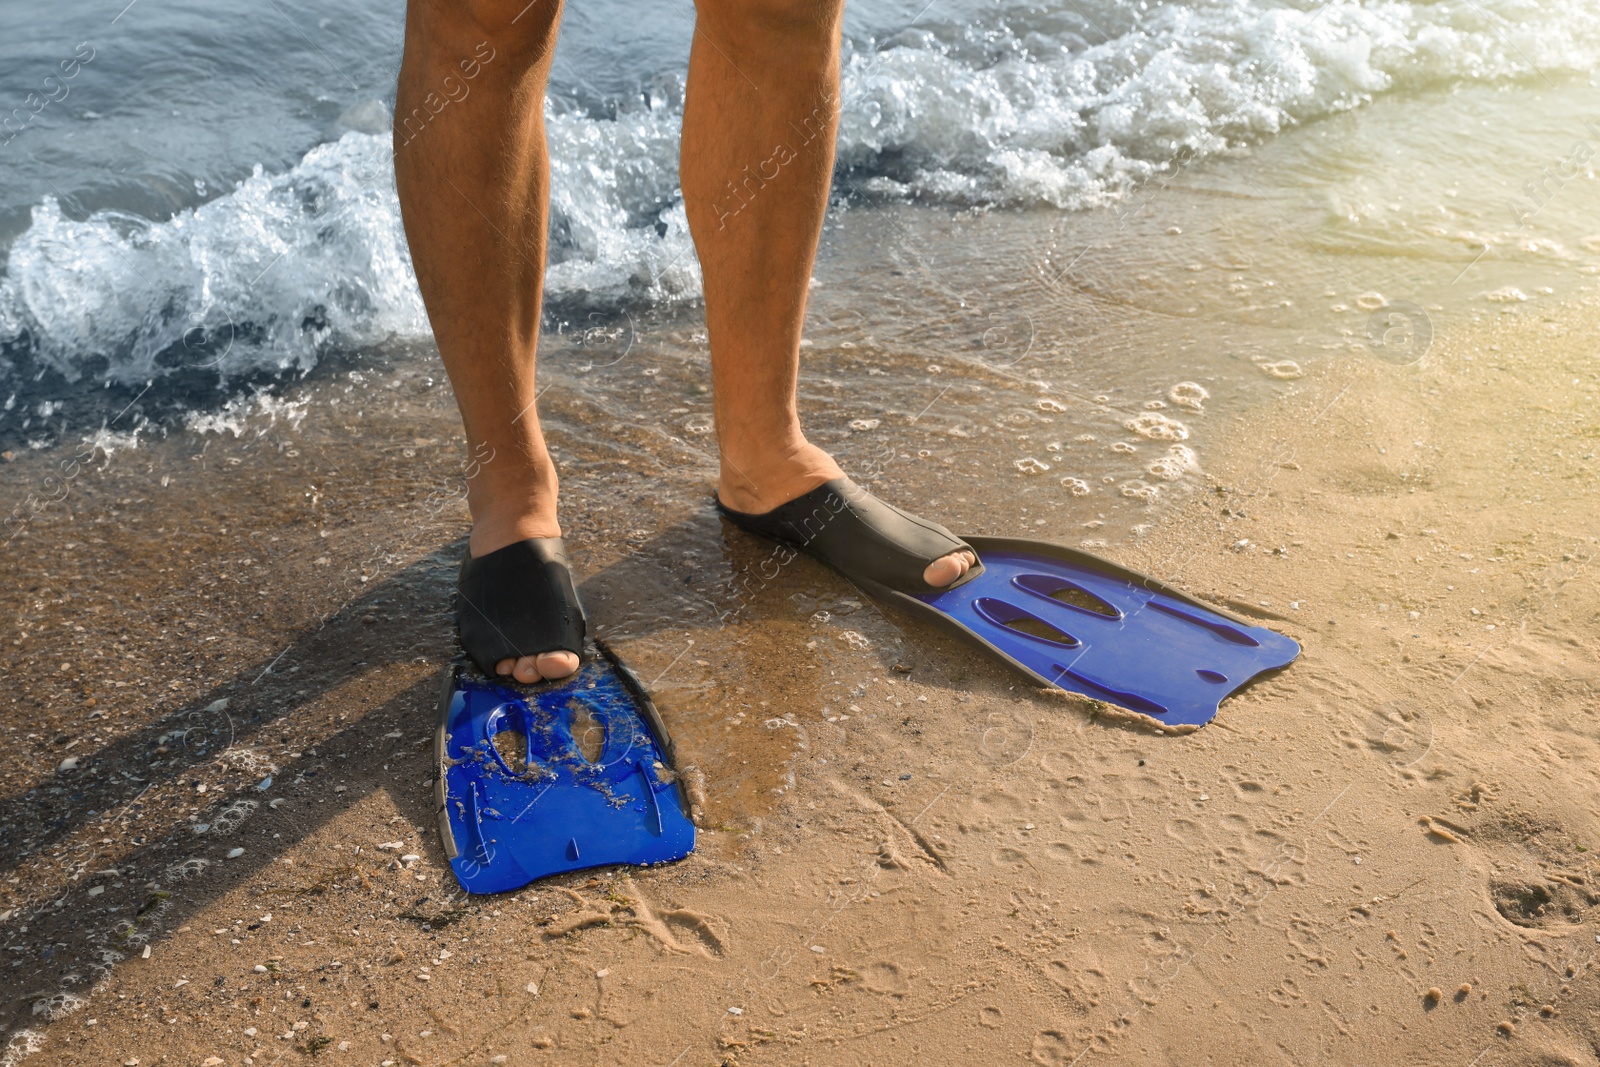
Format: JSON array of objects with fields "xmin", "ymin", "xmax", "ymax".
[
  {"xmin": 435, "ymin": 646, "xmax": 696, "ymax": 894},
  {"xmin": 878, "ymin": 536, "xmax": 1300, "ymax": 727}
]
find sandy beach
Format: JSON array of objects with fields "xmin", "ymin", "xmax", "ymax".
[{"xmin": 3, "ymin": 250, "xmax": 1598, "ymax": 1064}]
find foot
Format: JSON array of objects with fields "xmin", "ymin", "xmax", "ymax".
[
  {"xmin": 716, "ymin": 438, "xmax": 975, "ymax": 588},
  {"xmin": 465, "ymin": 478, "xmax": 580, "ymax": 685}
]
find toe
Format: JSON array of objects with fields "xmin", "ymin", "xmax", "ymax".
[
  {"xmin": 536, "ymin": 650, "xmax": 580, "ymax": 681},
  {"xmin": 923, "ymin": 550, "xmax": 977, "ymax": 588},
  {"xmin": 498, "ymin": 653, "xmax": 579, "ymax": 684}
]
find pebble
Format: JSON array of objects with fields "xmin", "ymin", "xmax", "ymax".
[
  {"xmin": 57, "ymin": 756, "xmax": 80, "ymax": 773},
  {"xmin": 227, "ymin": 847, "xmax": 246, "ymax": 859}
]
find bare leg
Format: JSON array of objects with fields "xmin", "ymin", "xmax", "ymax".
[
  {"xmin": 681, "ymin": 0, "xmax": 973, "ymax": 586},
  {"xmin": 394, "ymin": 0, "xmax": 577, "ymax": 681}
]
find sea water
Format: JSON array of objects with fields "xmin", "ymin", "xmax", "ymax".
[{"xmin": 3, "ymin": 0, "xmax": 1600, "ymax": 527}]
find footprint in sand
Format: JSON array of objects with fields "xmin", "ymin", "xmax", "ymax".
[
  {"xmin": 991, "ymin": 845, "xmax": 1033, "ymax": 869},
  {"xmin": 1217, "ymin": 763, "xmax": 1268, "ymax": 800},
  {"xmin": 1456, "ymin": 809, "xmax": 1597, "ymax": 932},
  {"xmin": 1031, "ymin": 1030, "xmax": 1075, "ymax": 1066},
  {"xmin": 1040, "ymin": 956, "xmax": 1108, "ymax": 1010},
  {"xmin": 617, "ymin": 878, "xmax": 729, "ymax": 958},
  {"xmin": 1164, "ymin": 817, "xmax": 1207, "ymax": 846},
  {"xmin": 1266, "ymin": 976, "xmax": 1305, "ymax": 1008},
  {"xmin": 1490, "ymin": 879, "xmax": 1596, "ymax": 931},
  {"xmin": 659, "ymin": 908, "xmax": 728, "ymax": 958},
  {"xmin": 1043, "ymin": 841, "xmax": 1074, "ymax": 862},
  {"xmin": 862, "ymin": 961, "xmax": 910, "ymax": 997}
]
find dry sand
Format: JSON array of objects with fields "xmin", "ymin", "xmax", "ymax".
[{"xmin": 2, "ymin": 285, "xmax": 1598, "ymax": 1067}]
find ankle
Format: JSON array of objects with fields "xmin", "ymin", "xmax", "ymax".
[
  {"xmin": 466, "ymin": 466, "xmax": 561, "ymax": 557},
  {"xmin": 716, "ymin": 437, "xmax": 843, "ymax": 514}
]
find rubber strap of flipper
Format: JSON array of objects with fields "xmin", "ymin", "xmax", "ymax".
[
  {"xmin": 717, "ymin": 478, "xmax": 981, "ymax": 593},
  {"xmin": 456, "ymin": 538, "xmax": 587, "ymax": 674}
]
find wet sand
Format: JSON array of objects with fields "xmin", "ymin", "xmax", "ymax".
[{"xmin": 4, "ymin": 264, "xmax": 1600, "ymax": 1065}]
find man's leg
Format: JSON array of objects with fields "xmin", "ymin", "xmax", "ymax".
[
  {"xmin": 680, "ymin": 0, "xmax": 973, "ymax": 587},
  {"xmin": 394, "ymin": 0, "xmax": 578, "ymax": 681}
]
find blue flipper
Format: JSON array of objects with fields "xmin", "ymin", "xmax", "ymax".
[
  {"xmin": 858, "ymin": 536, "xmax": 1299, "ymax": 728},
  {"xmin": 434, "ymin": 639, "xmax": 696, "ymax": 894}
]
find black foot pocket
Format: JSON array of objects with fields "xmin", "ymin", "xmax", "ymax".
[
  {"xmin": 456, "ymin": 537, "xmax": 586, "ymax": 676},
  {"xmin": 716, "ymin": 477, "xmax": 982, "ymax": 594}
]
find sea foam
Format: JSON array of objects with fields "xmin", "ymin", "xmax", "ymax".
[{"xmin": 3, "ymin": 0, "xmax": 1598, "ymax": 389}]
